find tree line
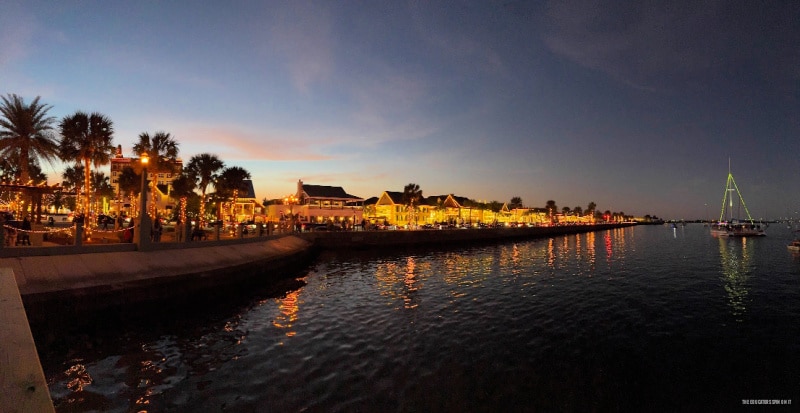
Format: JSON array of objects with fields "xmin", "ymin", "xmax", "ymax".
[{"xmin": 0, "ymin": 93, "xmax": 251, "ymax": 223}]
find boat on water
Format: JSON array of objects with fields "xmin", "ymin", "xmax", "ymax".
[
  {"xmin": 788, "ymin": 239, "xmax": 800, "ymax": 252},
  {"xmin": 710, "ymin": 162, "xmax": 766, "ymax": 237}
]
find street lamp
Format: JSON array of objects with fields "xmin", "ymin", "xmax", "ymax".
[
  {"xmin": 135, "ymin": 153, "xmax": 151, "ymax": 246},
  {"xmin": 283, "ymin": 194, "xmax": 298, "ymax": 214},
  {"xmin": 283, "ymin": 194, "xmax": 298, "ymax": 232}
]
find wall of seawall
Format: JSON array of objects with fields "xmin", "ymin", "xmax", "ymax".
[
  {"xmin": 3, "ymin": 235, "xmax": 314, "ymax": 325},
  {"xmin": 299, "ymin": 223, "xmax": 635, "ymax": 249},
  {"xmin": 1, "ymin": 224, "xmax": 633, "ymax": 325}
]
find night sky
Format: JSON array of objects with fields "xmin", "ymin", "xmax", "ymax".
[{"xmin": 2, "ymin": 1, "xmax": 798, "ymax": 220}]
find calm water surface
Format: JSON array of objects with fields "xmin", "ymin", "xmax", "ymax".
[{"xmin": 40, "ymin": 225, "xmax": 800, "ymax": 412}]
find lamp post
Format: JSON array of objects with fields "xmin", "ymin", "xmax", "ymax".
[
  {"xmin": 283, "ymin": 194, "xmax": 298, "ymax": 232},
  {"xmin": 134, "ymin": 153, "xmax": 151, "ymax": 248}
]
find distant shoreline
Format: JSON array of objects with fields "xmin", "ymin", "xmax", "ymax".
[{"xmin": 299, "ymin": 222, "xmax": 636, "ymax": 249}]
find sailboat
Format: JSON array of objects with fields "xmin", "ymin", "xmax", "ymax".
[{"xmin": 710, "ymin": 161, "xmax": 766, "ymax": 237}]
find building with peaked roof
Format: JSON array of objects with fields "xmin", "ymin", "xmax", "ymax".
[
  {"xmin": 225, "ymin": 179, "xmax": 266, "ymax": 223},
  {"xmin": 368, "ymin": 192, "xmax": 496, "ymax": 227},
  {"xmin": 365, "ymin": 192, "xmax": 559, "ymax": 227},
  {"xmin": 266, "ymin": 180, "xmax": 364, "ymax": 228}
]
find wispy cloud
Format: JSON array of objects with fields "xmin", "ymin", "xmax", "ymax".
[
  {"xmin": 268, "ymin": 2, "xmax": 335, "ymax": 94},
  {"xmin": 0, "ymin": 3, "xmax": 36, "ymax": 68},
  {"xmin": 165, "ymin": 122, "xmax": 335, "ymax": 162},
  {"xmin": 540, "ymin": 0, "xmax": 792, "ymax": 91}
]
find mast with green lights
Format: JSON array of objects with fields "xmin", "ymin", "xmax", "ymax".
[{"xmin": 718, "ymin": 159, "xmax": 757, "ymax": 224}]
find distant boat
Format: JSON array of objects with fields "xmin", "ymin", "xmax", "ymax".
[
  {"xmin": 788, "ymin": 239, "xmax": 800, "ymax": 253},
  {"xmin": 710, "ymin": 161, "xmax": 766, "ymax": 237}
]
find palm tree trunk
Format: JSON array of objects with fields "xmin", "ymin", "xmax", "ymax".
[
  {"xmin": 83, "ymin": 157, "xmax": 92, "ymax": 214},
  {"xmin": 19, "ymin": 150, "xmax": 30, "ymax": 184}
]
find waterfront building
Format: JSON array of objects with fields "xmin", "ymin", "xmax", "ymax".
[
  {"xmin": 370, "ymin": 192, "xmax": 510, "ymax": 227},
  {"xmin": 267, "ymin": 180, "xmax": 364, "ymax": 228},
  {"xmin": 224, "ymin": 179, "xmax": 266, "ymax": 223},
  {"xmin": 366, "ymin": 192, "xmax": 570, "ymax": 227}
]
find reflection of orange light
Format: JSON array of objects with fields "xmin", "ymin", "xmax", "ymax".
[
  {"xmin": 404, "ymin": 257, "xmax": 418, "ymax": 309},
  {"xmin": 586, "ymin": 231, "xmax": 596, "ymax": 271},
  {"xmin": 65, "ymin": 364, "xmax": 92, "ymax": 392},
  {"xmin": 273, "ymin": 289, "xmax": 300, "ymax": 337}
]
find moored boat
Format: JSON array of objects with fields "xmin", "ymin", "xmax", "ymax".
[
  {"xmin": 787, "ymin": 239, "xmax": 800, "ymax": 252},
  {"xmin": 710, "ymin": 161, "xmax": 765, "ymax": 237},
  {"xmin": 710, "ymin": 221, "xmax": 765, "ymax": 237}
]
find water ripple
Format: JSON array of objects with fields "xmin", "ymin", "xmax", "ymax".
[{"xmin": 41, "ymin": 225, "xmax": 800, "ymax": 412}]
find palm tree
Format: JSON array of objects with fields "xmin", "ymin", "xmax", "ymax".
[
  {"xmin": 61, "ymin": 165, "xmax": 84, "ymax": 214},
  {"xmin": 132, "ymin": 131, "xmax": 179, "ymax": 173},
  {"xmin": 0, "ymin": 94, "xmax": 59, "ymax": 184},
  {"xmin": 509, "ymin": 196, "xmax": 523, "ymax": 210},
  {"xmin": 545, "ymin": 200, "xmax": 558, "ymax": 218},
  {"xmin": 91, "ymin": 171, "xmax": 115, "ymax": 202},
  {"xmin": 61, "ymin": 165, "xmax": 84, "ymax": 193},
  {"xmin": 586, "ymin": 202, "xmax": 597, "ymax": 217},
  {"xmin": 132, "ymin": 131, "xmax": 179, "ymax": 214},
  {"xmin": 402, "ymin": 183, "xmax": 422, "ymax": 207},
  {"xmin": 117, "ymin": 166, "xmax": 142, "ymax": 216},
  {"xmin": 186, "ymin": 153, "xmax": 224, "ymax": 224},
  {"xmin": 169, "ymin": 172, "xmax": 196, "ymax": 224},
  {"xmin": 215, "ymin": 166, "xmax": 251, "ymax": 222},
  {"xmin": 59, "ymin": 111, "xmax": 115, "ymax": 214},
  {"xmin": 403, "ymin": 183, "xmax": 423, "ymax": 226}
]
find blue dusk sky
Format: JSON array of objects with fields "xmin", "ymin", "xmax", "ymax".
[{"xmin": 2, "ymin": 1, "xmax": 798, "ymax": 220}]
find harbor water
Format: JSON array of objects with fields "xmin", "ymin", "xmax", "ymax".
[{"xmin": 39, "ymin": 224, "xmax": 800, "ymax": 411}]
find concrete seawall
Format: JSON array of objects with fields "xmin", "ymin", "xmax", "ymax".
[
  {"xmin": 2, "ymin": 235, "xmax": 315, "ymax": 325},
  {"xmin": 5, "ymin": 223, "xmax": 634, "ymax": 323},
  {"xmin": 299, "ymin": 223, "xmax": 635, "ymax": 249}
]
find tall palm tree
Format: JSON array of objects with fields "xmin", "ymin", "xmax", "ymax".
[
  {"xmin": 132, "ymin": 131, "xmax": 179, "ymax": 213},
  {"xmin": 509, "ymin": 196, "xmax": 523, "ymax": 210},
  {"xmin": 215, "ymin": 166, "xmax": 251, "ymax": 221},
  {"xmin": 117, "ymin": 166, "xmax": 142, "ymax": 216},
  {"xmin": 132, "ymin": 131, "xmax": 179, "ymax": 174},
  {"xmin": 403, "ymin": 183, "xmax": 423, "ymax": 226},
  {"xmin": 186, "ymin": 153, "xmax": 224, "ymax": 224},
  {"xmin": 545, "ymin": 200, "xmax": 558, "ymax": 217},
  {"xmin": 169, "ymin": 172, "xmax": 196, "ymax": 224},
  {"xmin": 586, "ymin": 201, "xmax": 597, "ymax": 217},
  {"xmin": 402, "ymin": 183, "xmax": 422, "ymax": 207},
  {"xmin": 0, "ymin": 94, "xmax": 59, "ymax": 184},
  {"xmin": 59, "ymin": 111, "xmax": 115, "ymax": 213}
]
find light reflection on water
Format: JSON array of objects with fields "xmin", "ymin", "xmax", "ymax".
[
  {"xmin": 718, "ymin": 236, "xmax": 754, "ymax": 321},
  {"xmin": 41, "ymin": 225, "xmax": 800, "ymax": 412}
]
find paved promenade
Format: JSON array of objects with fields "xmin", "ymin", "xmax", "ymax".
[
  {"xmin": 0, "ymin": 269, "xmax": 55, "ymax": 413},
  {"xmin": 3, "ymin": 235, "xmax": 314, "ymax": 324}
]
